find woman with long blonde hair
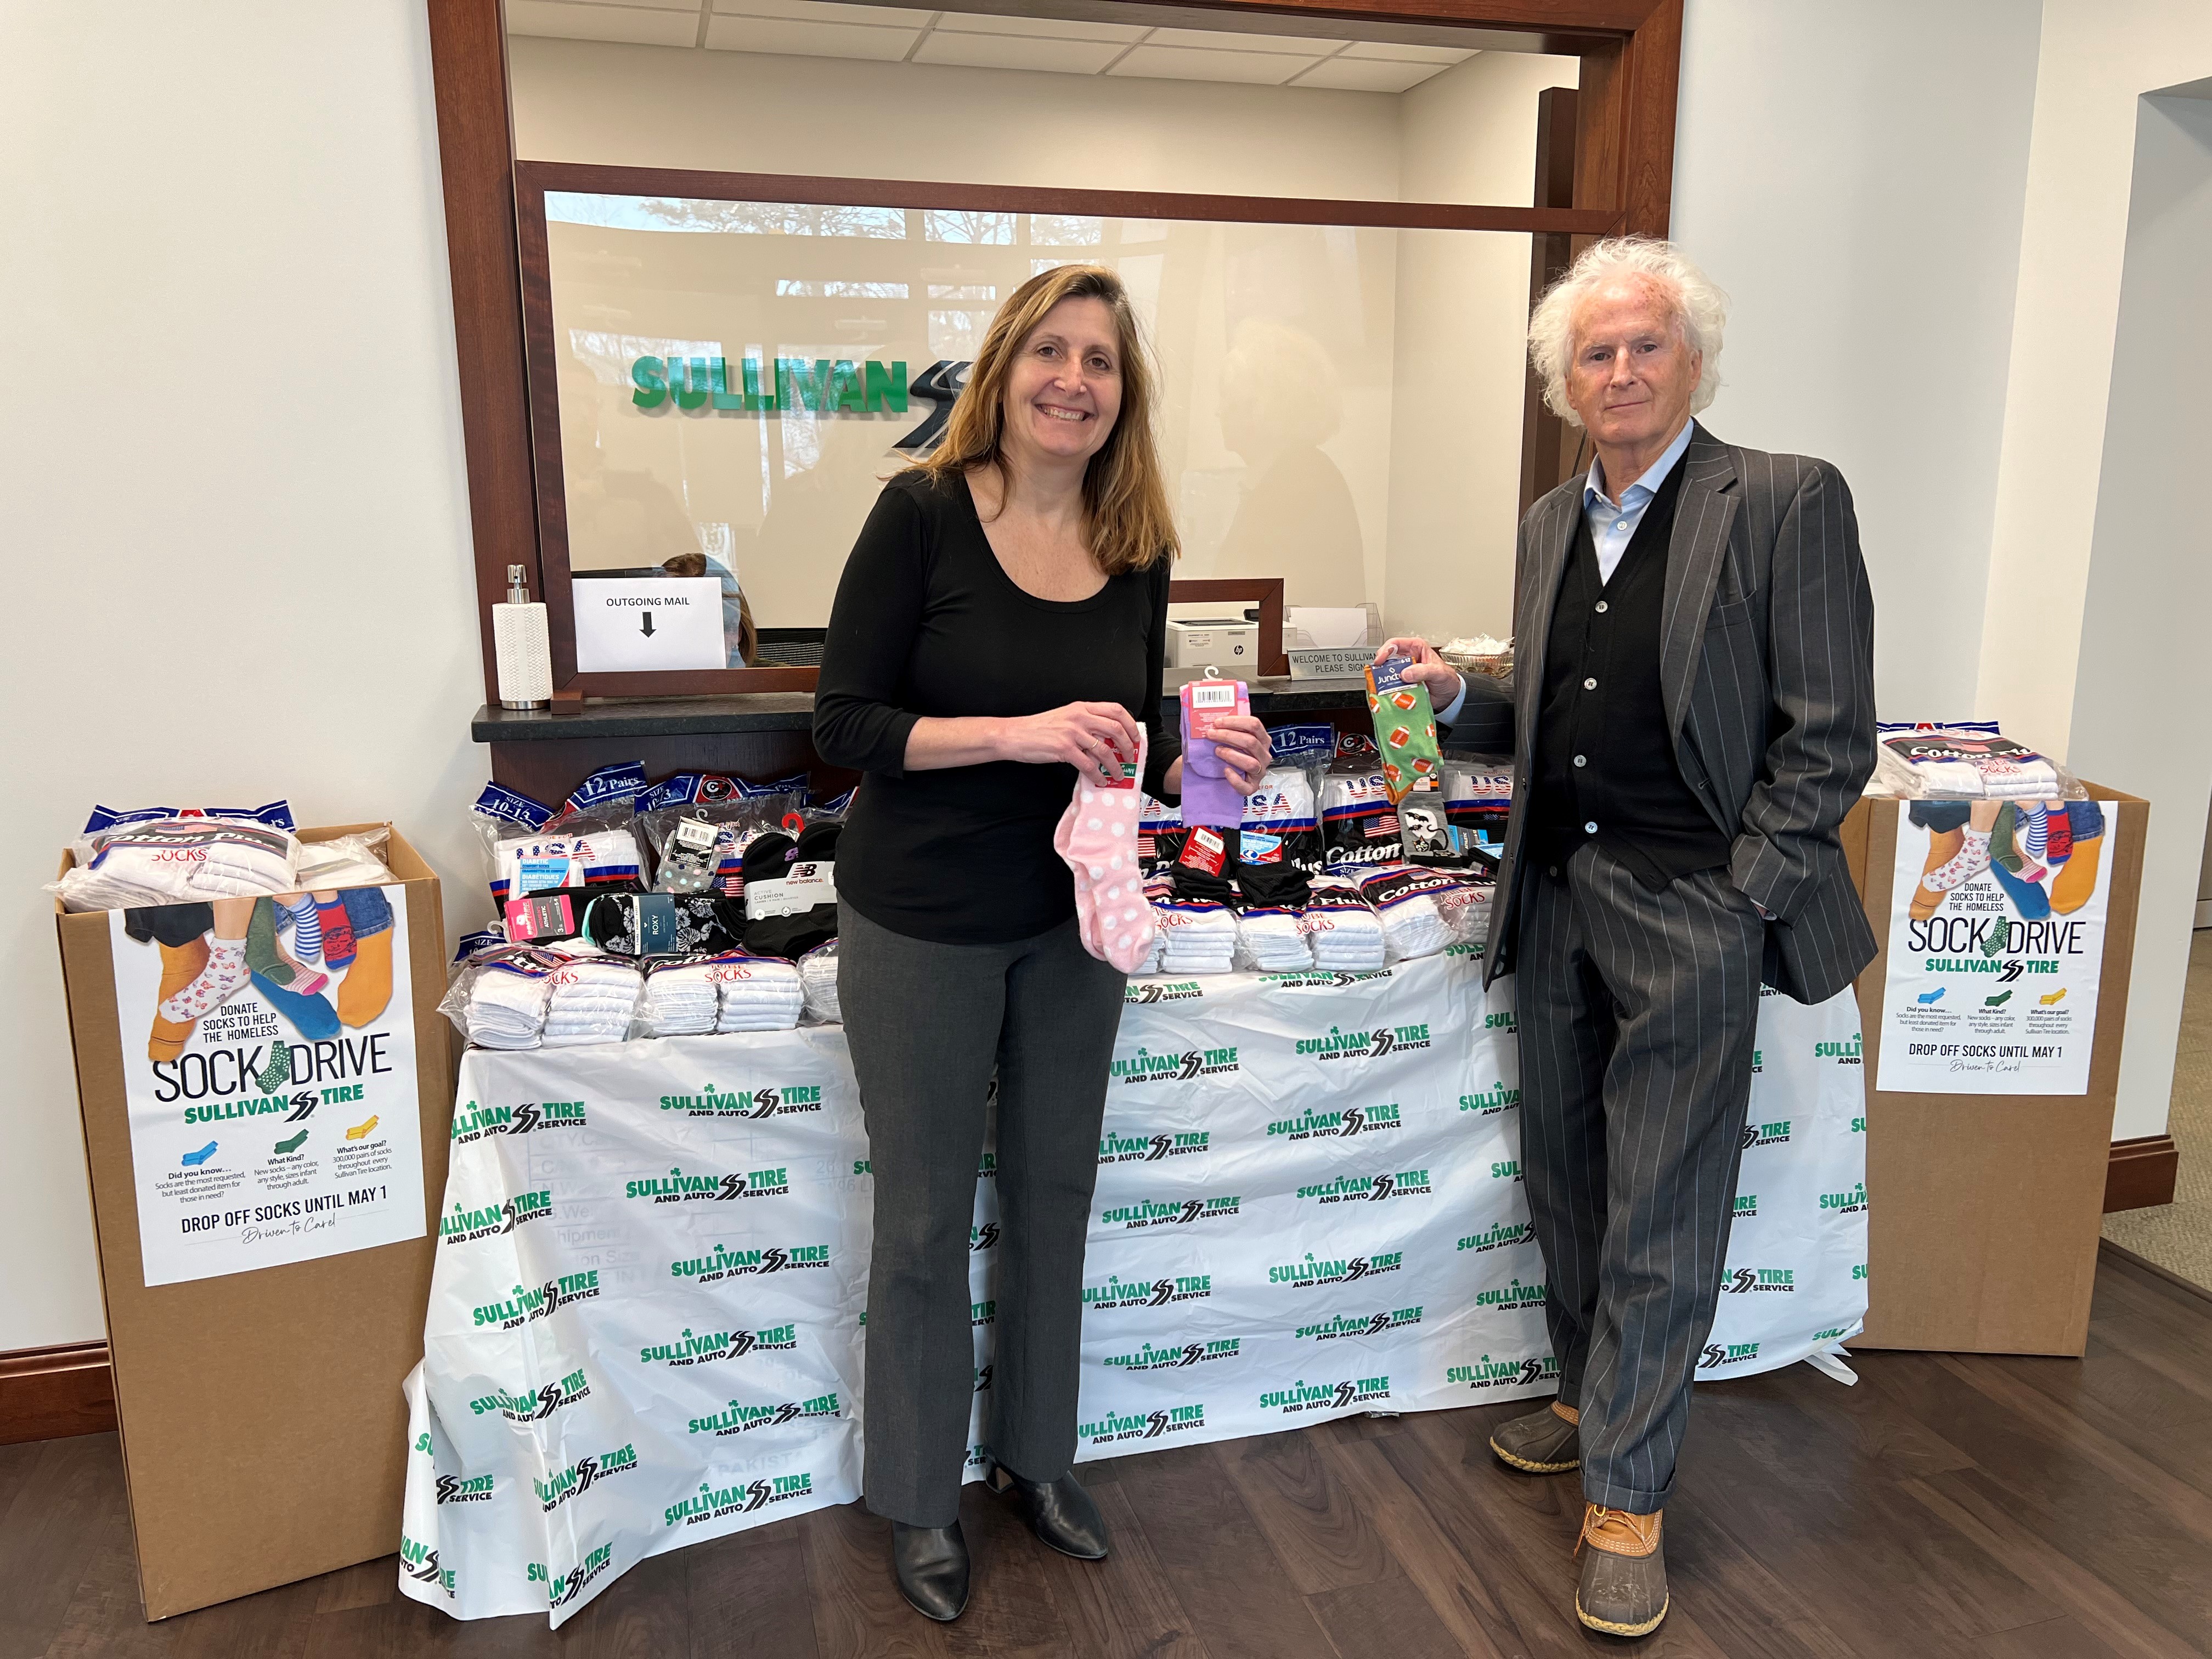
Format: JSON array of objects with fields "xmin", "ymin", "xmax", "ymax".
[{"xmin": 814, "ymin": 264, "xmax": 1271, "ymax": 1621}]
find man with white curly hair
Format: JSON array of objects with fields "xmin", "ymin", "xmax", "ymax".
[{"xmin": 1378, "ymin": 237, "xmax": 1876, "ymax": 1638}]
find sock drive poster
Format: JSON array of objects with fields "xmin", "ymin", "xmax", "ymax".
[
  {"xmin": 105, "ymin": 885, "xmax": 425, "ymax": 1286},
  {"xmin": 1876, "ymin": 800, "xmax": 2116, "ymax": 1095}
]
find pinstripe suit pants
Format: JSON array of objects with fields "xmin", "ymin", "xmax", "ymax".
[{"xmin": 1515, "ymin": 840, "xmax": 1765, "ymax": 1511}]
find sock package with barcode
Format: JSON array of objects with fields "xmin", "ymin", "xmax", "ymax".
[{"xmin": 1179, "ymin": 675, "xmax": 1250, "ymax": 830}]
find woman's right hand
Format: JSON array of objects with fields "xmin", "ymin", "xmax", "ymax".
[
  {"xmin": 1374, "ymin": 636, "xmax": 1464, "ymax": 706},
  {"xmin": 996, "ymin": 702, "xmax": 1144, "ymax": 781}
]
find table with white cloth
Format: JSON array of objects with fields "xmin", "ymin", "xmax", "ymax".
[{"xmin": 398, "ymin": 946, "xmax": 1866, "ymax": 1626}]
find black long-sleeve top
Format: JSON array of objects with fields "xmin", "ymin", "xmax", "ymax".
[{"xmin": 813, "ymin": 469, "xmax": 1180, "ymax": 945}]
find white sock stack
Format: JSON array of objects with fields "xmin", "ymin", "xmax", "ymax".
[
  {"xmin": 1237, "ymin": 905, "xmax": 1312, "ymax": 972},
  {"xmin": 191, "ymin": 823, "xmax": 302, "ymax": 896},
  {"xmin": 710, "ymin": 954, "xmax": 804, "ymax": 1032},
  {"xmin": 799, "ymin": 944, "xmax": 841, "ymax": 1024},
  {"xmin": 56, "ymin": 820, "xmax": 301, "ymax": 912},
  {"xmin": 541, "ymin": 958, "xmax": 642, "ymax": 1047},
  {"xmin": 467, "ymin": 961, "xmax": 552, "ymax": 1049},
  {"xmin": 642, "ymin": 960, "xmax": 719, "ymax": 1036},
  {"xmin": 1355, "ymin": 864, "xmax": 1453, "ymax": 961},
  {"xmin": 1302, "ymin": 878, "xmax": 1386, "ymax": 970},
  {"xmin": 1157, "ymin": 898, "xmax": 1235, "ymax": 976}
]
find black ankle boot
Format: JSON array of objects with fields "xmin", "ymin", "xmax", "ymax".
[
  {"xmin": 984, "ymin": 1460, "xmax": 1110, "ymax": 1560},
  {"xmin": 891, "ymin": 1520, "xmax": 970, "ymax": 1621}
]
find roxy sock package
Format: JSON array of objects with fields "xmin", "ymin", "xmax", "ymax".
[
  {"xmin": 1365, "ymin": 655, "xmax": 1442, "ymax": 803},
  {"xmin": 1179, "ymin": 673, "xmax": 1251, "ymax": 830}
]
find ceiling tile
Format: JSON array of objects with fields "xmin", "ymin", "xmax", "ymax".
[
  {"xmin": 1290, "ymin": 55, "xmax": 1445, "ymax": 92},
  {"xmin": 915, "ymin": 32, "xmax": 1128, "ymax": 72},
  {"xmin": 929, "ymin": 10, "xmax": 1149, "ymax": 41},
  {"xmin": 1338, "ymin": 40, "xmax": 1479, "ymax": 64},
  {"xmin": 1142, "ymin": 25, "xmax": 1329, "ymax": 52},
  {"xmin": 507, "ymin": 0, "xmax": 702, "ymax": 46},
  {"xmin": 714, "ymin": 0, "xmax": 936, "ymax": 25},
  {"xmin": 704, "ymin": 14, "xmax": 921, "ymax": 58},
  {"xmin": 1108, "ymin": 44, "xmax": 1322, "ymax": 85}
]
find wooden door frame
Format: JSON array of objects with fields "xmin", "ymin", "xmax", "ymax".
[{"xmin": 426, "ymin": 0, "xmax": 1683, "ymax": 705}]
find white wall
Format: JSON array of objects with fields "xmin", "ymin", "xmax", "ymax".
[
  {"xmin": 2057, "ymin": 84, "xmax": 2212, "ymax": 1141},
  {"xmin": 510, "ymin": 34, "xmax": 1403, "ymax": 198},
  {"xmin": 1972, "ymin": 2, "xmax": 2212, "ymax": 1142},
  {"xmin": 1671, "ymin": 0, "xmax": 2043, "ymax": 720},
  {"xmin": 1385, "ymin": 49, "xmax": 1578, "ymax": 644},
  {"xmin": 0, "ymin": 6, "xmax": 482, "ymax": 1348},
  {"xmin": 1977, "ymin": 9, "xmax": 2212, "ymax": 757}
]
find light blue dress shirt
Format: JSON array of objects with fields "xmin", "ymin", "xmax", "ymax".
[{"xmin": 1435, "ymin": 420, "xmax": 1696, "ymax": 725}]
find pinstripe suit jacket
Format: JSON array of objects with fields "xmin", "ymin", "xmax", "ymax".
[{"xmin": 1460, "ymin": 424, "xmax": 1877, "ymax": 1003}]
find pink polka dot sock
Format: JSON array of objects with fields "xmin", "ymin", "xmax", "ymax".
[{"xmin": 1055, "ymin": 730, "xmax": 1155, "ymax": 973}]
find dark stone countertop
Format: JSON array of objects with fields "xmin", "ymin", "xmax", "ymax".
[{"xmin": 473, "ymin": 675, "xmax": 1380, "ymax": 743}]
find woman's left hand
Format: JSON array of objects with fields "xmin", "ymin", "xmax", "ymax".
[{"xmin": 1201, "ymin": 714, "xmax": 1273, "ymax": 795}]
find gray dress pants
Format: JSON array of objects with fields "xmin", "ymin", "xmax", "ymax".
[
  {"xmin": 838, "ymin": 901, "xmax": 1126, "ymax": 1526},
  {"xmin": 1514, "ymin": 841, "xmax": 1765, "ymax": 1513}
]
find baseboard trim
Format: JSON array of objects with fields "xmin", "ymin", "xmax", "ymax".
[
  {"xmin": 0, "ymin": 1342, "xmax": 115, "ymax": 1446},
  {"xmin": 2105, "ymin": 1134, "xmax": 2180, "ymax": 1213},
  {"xmin": 2100, "ymin": 1238, "xmax": 2212, "ymax": 1305},
  {"xmin": 2194, "ymin": 899, "xmax": 2212, "ymax": 929}
]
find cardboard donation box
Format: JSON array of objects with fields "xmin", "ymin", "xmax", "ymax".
[
  {"xmin": 1843, "ymin": 786, "xmax": 2147, "ymax": 1357},
  {"xmin": 54, "ymin": 824, "xmax": 452, "ymax": 1620}
]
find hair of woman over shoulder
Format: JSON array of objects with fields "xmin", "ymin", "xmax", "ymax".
[{"xmin": 909, "ymin": 263, "xmax": 1178, "ymax": 577}]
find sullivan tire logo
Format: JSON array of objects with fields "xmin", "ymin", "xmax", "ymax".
[
  {"xmin": 470, "ymin": 1271, "xmax": 601, "ymax": 1330},
  {"xmin": 1296, "ymin": 1307, "xmax": 1422, "ymax": 1342},
  {"xmin": 668, "ymin": 1243, "xmax": 832, "ymax": 1283},
  {"xmin": 1449, "ymin": 1354, "xmax": 1560, "ymax": 1391},
  {"xmin": 1079, "ymin": 1403, "xmax": 1206, "ymax": 1446},
  {"xmin": 533, "ymin": 1444, "xmax": 639, "ymax": 1513},
  {"xmin": 1084, "ymin": 1272, "xmax": 1211, "ymax": 1310},
  {"xmin": 441, "ymin": 1190, "xmax": 552, "ymax": 1246},
  {"xmin": 450, "ymin": 1098, "xmax": 587, "ymax": 1145},
  {"xmin": 1099, "ymin": 1128, "xmax": 1210, "ymax": 1164},
  {"xmin": 1456, "ymin": 1221, "xmax": 1533, "ymax": 1254},
  {"xmin": 1098, "ymin": 1194, "xmax": 1242, "ymax": 1230},
  {"xmin": 894, "ymin": 360, "xmax": 968, "ymax": 454},
  {"xmin": 1261, "ymin": 1375, "xmax": 1390, "ymax": 1415},
  {"xmin": 666, "ymin": 1472, "xmax": 817, "ymax": 1528},
  {"xmin": 1125, "ymin": 979, "xmax": 1204, "ymax": 1005},
  {"xmin": 688, "ymin": 1391, "xmax": 840, "ymax": 1437},
  {"xmin": 400, "ymin": 1534, "xmax": 453, "ymax": 1596},
  {"xmin": 1296, "ymin": 1170, "xmax": 1430, "ymax": 1205},
  {"xmin": 529, "ymin": 1545, "xmax": 613, "ymax": 1608},
  {"xmin": 1103, "ymin": 1339, "xmax": 1240, "ymax": 1371},
  {"xmin": 1295, "ymin": 1024, "xmax": 1430, "ymax": 1061},
  {"xmin": 1268, "ymin": 1103, "xmax": 1402, "ymax": 1140},
  {"xmin": 1111, "ymin": 1046, "xmax": 1239, "ymax": 1085},
  {"xmin": 1724, "ymin": 1267, "xmax": 1796, "ymax": 1294},
  {"xmin": 1700, "ymin": 1340, "xmax": 1762, "ymax": 1369},
  {"xmin": 658, "ymin": 1084, "xmax": 824, "ymax": 1119},
  {"xmin": 469, "ymin": 1366, "xmax": 591, "ymax": 1421},
  {"xmin": 1268, "ymin": 1251, "xmax": 1404, "ymax": 1289}
]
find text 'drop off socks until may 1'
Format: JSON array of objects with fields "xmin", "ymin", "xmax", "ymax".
[{"xmin": 1056, "ymin": 726, "xmax": 1154, "ymax": 973}]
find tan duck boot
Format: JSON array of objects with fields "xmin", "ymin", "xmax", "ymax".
[
  {"xmin": 1488, "ymin": 1398, "xmax": 1579, "ymax": 1472},
  {"xmin": 1575, "ymin": 1503, "xmax": 1667, "ymax": 1637}
]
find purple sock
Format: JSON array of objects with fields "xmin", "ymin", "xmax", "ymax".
[{"xmin": 1179, "ymin": 680, "xmax": 1249, "ymax": 830}]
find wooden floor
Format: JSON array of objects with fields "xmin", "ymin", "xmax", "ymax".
[{"xmin": 7, "ymin": 1248, "xmax": 2211, "ymax": 1659}]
